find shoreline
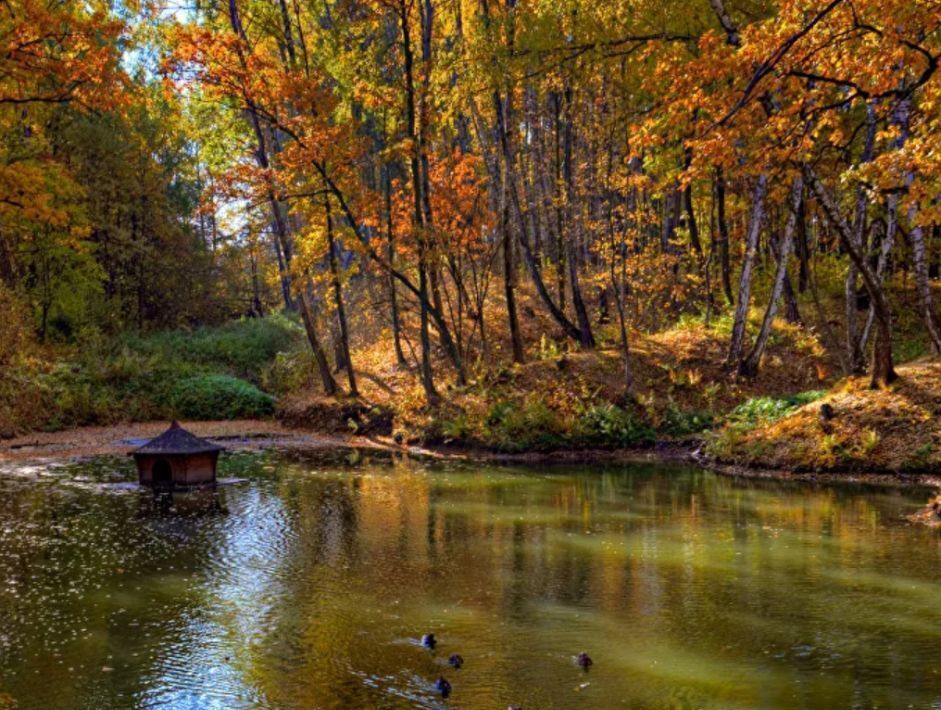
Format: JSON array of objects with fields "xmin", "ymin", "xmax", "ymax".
[{"xmin": 2, "ymin": 420, "xmax": 940, "ymax": 491}]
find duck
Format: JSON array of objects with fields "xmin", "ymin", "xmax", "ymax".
[
  {"xmin": 435, "ymin": 677, "xmax": 452, "ymax": 698},
  {"xmin": 575, "ymin": 652, "xmax": 593, "ymax": 670},
  {"xmin": 421, "ymin": 633, "xmax": 437, "ymax": 650},
  {"xmin": 448, "ymin": 653, "xmax": 464, "ymax": 669}
]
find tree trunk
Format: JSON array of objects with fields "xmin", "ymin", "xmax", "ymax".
[
  {"xmin": 910, "ymin": 221, "xmax": 941, "ymax": 354},
  {"xmin": 806, "ymin": 168, "xmax": 897, "ymax": 387},
  {"xmin": 740, "ymin": 177, "xmax": 802, "ymax": 376},
  {"xmin": 401, "ymin": 0, "xmax": 438, "ymax": 403},
  {"xmin": 227, "ymin": 0, "xmax": 336, "ymax": 395},
  {"xmin": 385, "ymin": 165, "xmax": 408, "ymax": 367},
  {"xmin": 795, "ymin": 193, "xmax": 810, "ymax": 293},
  {"xmin": 325, "ymin": 197, "xmax": 358, "ymax": 396},
  {"xmin": 727, "ymin": 174, "xmax": 768, "ymax": 367},
  {"xmin": 610, "ymin": 255, "xmax": 634, "ymax": 394},
  {"xmin": 715, "ymin": 167, "xmax": 734, "ymax": 305},
  {"xmin": 272, "ymin": 238, "xmax": 295, "ymax": 312},
  {"xmin": 844, "ymin": 103, "xmax": 877, "ymax": 373},
  {"xmin": 317, "ymin": 162, "xmax": 465, "ymax": 386},
  {"xmin": 493, "ymin": 85, "xmax": 525, "ymax": 363},
  {"xmin": 0, "ymin": 236, "xmax": 14, "ymax": 288},
  {"xmin": 468, "ymin": 91, "xmax": 584, "ymax": 344},
  {"xmin": 299, "ymin": 280, "xmax": 338, "ymax": 397},
  {"xmin": 561, "ymin": 86, "xmax": 595, "ymax": 347},
  {"xmin": 781, "ymin": 270, "xmax": 802, "ymax": 324},
  {"xmin": 684, "ymin": 148, "xmax": 703, "ymax": 259},
  {"xmin": 503, "ymin": 219, "xmax": 525, "ymax": 363},
  {"xmin": 552, "ymin": 93, "xmax": 567, "ymax": 313}
]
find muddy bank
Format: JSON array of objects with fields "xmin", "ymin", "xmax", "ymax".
[
  {"xmin": 701, "ymin": 457, "xmax": 941, "ymax": 490},
  {"xmin": 0, "ymin": 418, "xmax": 672, "ymax": 468}
]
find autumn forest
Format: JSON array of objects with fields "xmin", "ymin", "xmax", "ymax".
[
  {"xmin": 2, "ymin": 0, "xmax": 941, "ymax": 470},
  {"xmin": 4, "ymin": 2, "xmax": 941, "ymax": 706}
]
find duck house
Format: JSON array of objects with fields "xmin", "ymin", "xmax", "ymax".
[{"xmin": 132, "ymin": 421, "xmax": 223, "ymax": 490}]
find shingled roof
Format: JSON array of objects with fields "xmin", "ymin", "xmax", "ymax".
[{"xmin": 132, "ymin": 421, "xmax": 224, "ymax": 456}]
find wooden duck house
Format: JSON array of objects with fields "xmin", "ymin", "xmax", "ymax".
[{"xmin": 132, "ymin": 421, "xmax": 223, "ymax": 490}]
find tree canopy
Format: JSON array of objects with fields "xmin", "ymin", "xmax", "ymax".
[{"xmin": 3, "ymin": 0, "xmax": 941, "ymax": 401}]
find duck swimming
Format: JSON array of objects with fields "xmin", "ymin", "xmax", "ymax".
[
  {"xmin": 448, "ymin": 653, "xmax": 464, "ymax": 669},
  {"xmin": 575, "ymin": 652, "xmax": 593, "ymax": 669},
  {"xmin": 421, "ymin": 633, "xmax": 437, "ymax": 649},
  {"xmin": 435, "ymin": 677, "xmax": 452, "ymax": 698}
]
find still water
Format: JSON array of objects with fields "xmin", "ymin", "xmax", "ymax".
[{"xmin": 0, "ymin": 452, "xmax": 939, "ymax": 708}]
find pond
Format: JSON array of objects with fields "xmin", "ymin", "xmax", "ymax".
[{"xmin": 0, "ymin": 452, "xmax": 939, "ymax": 708}]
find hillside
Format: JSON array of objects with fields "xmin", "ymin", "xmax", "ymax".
[{"xmin": 708, "ymin": 359, "xmax": 941, "ymax": 474}]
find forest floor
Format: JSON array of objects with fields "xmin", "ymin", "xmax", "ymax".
[
  {"xmin": 280, "ymin": 314, "xmax": 836, "ymax": 453},
  {"xmin": 274, "ymin": 277, "xmax": 941, "ymax": 478}
]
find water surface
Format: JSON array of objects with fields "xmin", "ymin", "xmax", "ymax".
[{"xmin": 0, "ymin": 452, "xmax": 939, "ymax": 708}]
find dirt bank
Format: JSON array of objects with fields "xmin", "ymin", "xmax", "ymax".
[
  {"xmin": 0, "ymin": 420, "xmax": 398, "ymax": 461},
  {"xmin": 3, "ymin": 419, "xmax": 940, "ymax": 497}
]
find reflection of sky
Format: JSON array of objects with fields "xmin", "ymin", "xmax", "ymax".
[{"xmin": 140, "ymin": 485, "xmax": 294, "ymax": 707}]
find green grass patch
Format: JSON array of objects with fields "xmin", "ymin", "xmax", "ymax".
[
  {"xmin": 171, "ymin": 374, "xmax": 275, "ymax": 420},
  {"xmin": 705, "ymin": 389, "xmax": 826, "ymax": 461},
  {"xmin": 121, "ymin": 313, "xmax": 303, "ymax": 383},
  {"xmin": 659, "ymin": 405, "xmax": 715, "ymax": 437},
  {"xmin": 572, "ymin": 402, "xmax": 656, "ymax": 447}
]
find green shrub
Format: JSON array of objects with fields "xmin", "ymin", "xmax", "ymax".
[
  {"xmin": 727, "ymin": 390, "xmax": 826, "ymax": 427},
  {"xmin": 439, "ymin": 411, "xmax": 474, "ymax": 442},
  {"xmin": 904, "ymin": 443, "xmax": 935, "ymax": 471},
  {"xmin": 572, "ymin": 403, "xmax": 655, "ymax": 447},
  {"xmin": 123, "ymin": 314, "xmax": 303, "ymax": 383},
  {"xmin": 261, "ymin": 350, "xmax": 317, "ymax": 395},
  {"xmin": 485, "ymin": 400, "xmax": 515, "ymax": 427},
  {"xmin": 660, "ymin": 406, "xmax": 714, "ymax": 436},
  {"xmin": 4, "ymin": 315, "xmax": 302, "ymax": 431},
  {"xmin": 171, "ymin": 375, "xmax": 275, "ymax": 420},
  {"xmin": 484, "ymin": 398, "xmax": 566, "ymax": 452}
]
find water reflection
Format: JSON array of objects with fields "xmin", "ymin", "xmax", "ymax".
[{"xmin": 0, "ymin": 454, "xmax": 939, "ymax": 708}]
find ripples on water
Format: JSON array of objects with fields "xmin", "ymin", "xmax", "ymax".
[{"xmin": 0, "ymin": 453, "xmax": 939, "ymax": 708}]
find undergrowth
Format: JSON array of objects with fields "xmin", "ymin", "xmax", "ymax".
[
  {"xmin": 706, "ymin": 390, "xmax": 826, "ymax": 460},
  {"xmin": 2, "ymin": 315, "xmax": 302, "ymax": 432}
]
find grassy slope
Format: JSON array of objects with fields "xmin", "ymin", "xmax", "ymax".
[
  {"xmin": 280, "ymin": 314, "xmax": 836, "ymax": 452},
  {"xmin": 707, "ymin": 359, "xmax": 941, "ymax": 473}
]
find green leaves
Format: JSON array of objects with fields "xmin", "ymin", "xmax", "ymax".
[{"xmin": 170, "ymin": 374, "xmax": 275, "ymax": 420}]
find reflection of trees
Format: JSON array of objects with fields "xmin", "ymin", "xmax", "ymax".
[{"xmin": 2, "ymin": 456, "xmax": 941, "ymax": 707}]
